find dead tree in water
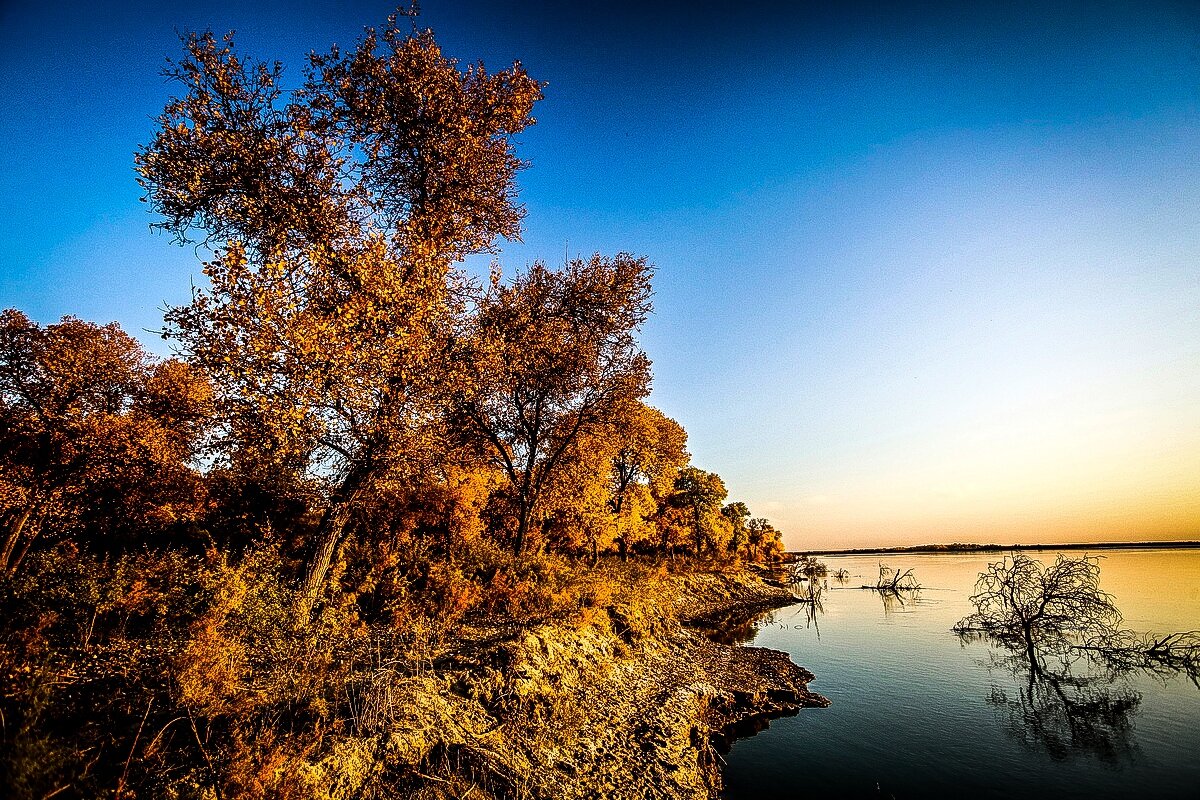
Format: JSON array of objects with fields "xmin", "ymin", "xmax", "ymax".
[
  {"xmin": 867, "ymin": 563, "xmax": 920, "ymax": 594},
  {"xmin": 953, "ymin": 554, "xmax": 1199, "ymax": 685},
  {"xmin": 953, "ymin": 554, "xmax": 1119, "ymax": 676},
  {"xmin": 787, "ymin": 556, "xmax": 828, "ymax": 603}
]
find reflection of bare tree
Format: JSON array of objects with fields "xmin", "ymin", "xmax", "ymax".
[
  {"xmin": 877, "ymin": 585, "xmax": 921, "ymax": 615},
  {"xmin": 879, "ymin": 590, "xmax": 901, "ymax": 616},
  {"xmin": 802, "ymin": 596, "xmax": 823, "ymax": 637},
  {"xmin": 986, "ymin": 651, "xmax": 1141, "ymax": 763},
  {"xmin": 795, "ymin": 576, "xmax": 824, "ymax": 604}
]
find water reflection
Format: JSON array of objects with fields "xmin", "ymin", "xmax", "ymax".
[
  {"xmin": 956, "ymin": 553, "xmax": 1200, "ymax": 764},
  {"xmin": 877, "ymin": 587, "xmax": 922, "ymax": 615},
  {"xmin": 801, "ymin": 596, "xmax": 823, "ymax": 636},
  {"xmin": 723, "ymin": 550, "xmax": 1200, "ymax": 800},
  {"xmin": 984, "ymin": 646, "xmax": 1143, "ymax": 763},
  {"xmin": 701, "ymin": 609, "xmax": 769, "ymax": 646}
]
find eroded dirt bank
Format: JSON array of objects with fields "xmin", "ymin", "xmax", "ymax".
[{"xmin": 360, "ymin": 569, "xmax": 828, "ymax": 799}]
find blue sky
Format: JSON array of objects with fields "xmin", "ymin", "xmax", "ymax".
[{"xmin": 2, "ymin": 1, "xmax": 1198, "ymax": 547}]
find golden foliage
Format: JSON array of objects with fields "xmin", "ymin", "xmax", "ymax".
[
  {"xmin": 457, "ymin": 255, "xmax": 654, "ymax": 556},
  {"xmin": 137, "ymin": 15, "xmax": 541, "ymax": 611},
  {"xmin": 0, "ymin": 310, "xmax": 211, "ymax": 571}
]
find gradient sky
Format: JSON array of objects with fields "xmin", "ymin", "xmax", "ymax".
[{"xmin": 2, "ymin": 0, "xmax": 1198, "ymax": 548}]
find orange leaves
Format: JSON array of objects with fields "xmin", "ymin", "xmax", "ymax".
[
  {"xmin": 456, "ymin": 254, "xmax": 655, "ymax": 554},
  {"xmin": 0, "ymin": 311, "xmax": 211, "ymax": 565}
]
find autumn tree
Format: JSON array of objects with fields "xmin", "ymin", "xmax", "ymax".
[
  {"xmin": 746, "ymin": 517, "xmax": 782, "ymax": 562},
  {"xmin": 0, "ymin": 310, "xmax": 211, "ymax": 572},
  {"xmin": 668, "ymin": 466, "xmax": 732, "ymax": 557},
  {"xmin": 536, "ymin": 432, "xmax": 620, "ymax": 564},
  {"xmin": 136, "ymin": 16, "xmax": 542, "ymax": 614},
  {"xmin": 456, "ymin": 255, "xmax": 654, "ymax": 556},
  {"xmin": 721, "ymin": 501, "xmax": 750, "ymax": 556},
  {"xmin": 607, "ymin": 401, "xmax": 688, "ymax": 559}
]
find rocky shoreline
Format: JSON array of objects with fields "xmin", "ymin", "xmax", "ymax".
[{"xmin": 382, "ymin": 568, "xmax": 828, "ymax": 799}]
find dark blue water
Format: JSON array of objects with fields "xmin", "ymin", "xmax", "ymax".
[{"xmin": 723, "ymin": 550, "xmax": 1200, "ymax": 800}]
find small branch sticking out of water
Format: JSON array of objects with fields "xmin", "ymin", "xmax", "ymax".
[{"xmin": 862, "ymin": 563, "xmax": 921, "ymax": 595}]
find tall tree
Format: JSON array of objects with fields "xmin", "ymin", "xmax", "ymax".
[
  {"xmin": 136, "ymin": 17, "xmax": 542, "ymax": 614},
  {"xmin": 722, "ymin": 501, "xmax": 750, "ymax": 556},
  {"xmin": 746, "ymin": 517, "xmax": 781, "ymax": 562},
  {"xmin": 457, "ymin": 255, "xmax": 654, "ymax": 555},
  {"xmin": 537, "ymin": 431, "xmax": 619, "ymax": 564}
]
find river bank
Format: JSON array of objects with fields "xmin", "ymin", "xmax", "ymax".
[
  {"xmin": 2, "ymin": 556, "xmax": 825, "ymax": 799},
  {"xmin": 377, "ymin": 568, "xmax": 828, "ymax": 799}
]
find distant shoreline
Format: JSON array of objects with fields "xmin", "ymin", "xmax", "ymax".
[{"xmin": 797, "ymin": 540, "xmax": 1200, "ymax": 556}]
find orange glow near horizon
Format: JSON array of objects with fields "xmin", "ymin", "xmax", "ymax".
[{"xmin": 773, "ymin": 384, "xmax": 1200, "ymax": 549}]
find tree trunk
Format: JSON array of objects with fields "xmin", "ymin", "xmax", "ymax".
[
  {"xmin": 8, "ymin": 518, "xmax": 42, "ymax": 577},
  {"xmin": 514, "ymin": 501, "xmax": 530, "ymax": 556},
  {"xmin": 294, "ymin": 466, "xmax": 369, "ymax": 620},
  {"xmin": 0, "ymin": 506, "xmax": 33, "ymax": 574},
  {"xmin": 1022, "ymin": 623, "xmax": 1043, "ymax": 677},
  {"xmin": 590, "ymin": 539, "xmax": 598, "ymax": 567},
  {"xmin": 617, "ymin": 536, "xmax": 628, "ymax": 562}
]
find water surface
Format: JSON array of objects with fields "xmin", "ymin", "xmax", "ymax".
[{"xmin": 723, "ymin": 549, "xmax": 1200, "ymax": 799}]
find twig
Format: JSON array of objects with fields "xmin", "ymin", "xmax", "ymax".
[{"xmin": 116, "ymin": 697, "xmax": 154, "ymax": 798}]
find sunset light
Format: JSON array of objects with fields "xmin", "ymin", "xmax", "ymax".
[{"xmin": 2, "ymin": 2, "xmax": 1197, "ymax": 798}]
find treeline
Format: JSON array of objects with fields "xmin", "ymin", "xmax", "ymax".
[
  {"xmin": 0, "ymin": 306, "xmax": 784, "ymax": 610},
  {"xmin": 0, "ymin": 13, "xmax": 784, "ymax": 621}
]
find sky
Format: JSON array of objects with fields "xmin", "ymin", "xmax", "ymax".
[{"xmin": 2, "ymin": 0, "xmax": 1198, "ymax": 549}]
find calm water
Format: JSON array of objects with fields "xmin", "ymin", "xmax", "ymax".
[{"xmin": 723, "ymin": 549, "xmax": 1200, "ymax": 800}]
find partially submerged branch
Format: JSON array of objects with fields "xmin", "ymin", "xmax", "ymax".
[
  {"xmin": 1076, "ymin": 630, "xmax": 1200, "ymax": 688},
  {"xmin": 864, "ymin": 563, "xmax": 920, "ymax": 595}
]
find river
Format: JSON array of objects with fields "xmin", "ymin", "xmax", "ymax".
[{"xmin": 722, "ymin": 548, "xmax": 1200, "ymax": 799}]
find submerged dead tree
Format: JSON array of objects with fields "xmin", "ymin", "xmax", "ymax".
[
  {"xmin": 954, "ymin": 554, "xmax": 1120, "ymax": 675},
  {"xmin": 867, "ymin": 563, "xmax": 920, "ymax": 594},
  {"xmin": 954, "ymin": 553, "xmax": 1200, "ymax": 684}
]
